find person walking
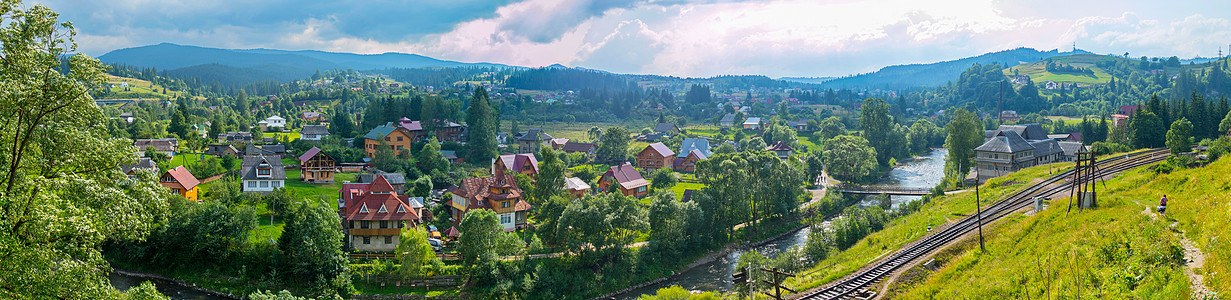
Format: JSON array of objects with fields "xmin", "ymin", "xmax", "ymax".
[{"xmin": 1158, "ymin": 195, "xmax": 1169, "ymax": 215}]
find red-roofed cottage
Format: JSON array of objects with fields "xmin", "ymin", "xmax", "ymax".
[
  {"xmin": 160, "ymin": 166, "xmax": 201, "ymax": 201},
  {"xmin": 598, "ymin": 163, "xmax": 650, "ymax": 197},
  {"xmin": 448, "ymin": 167, "xmax": 533, "ymax": 231},
  {"xmin": 636, "ymin": 142, "xmax": 675, "ymax": 171},
  {"xmin": 339, "ymin": 175, "xmax": 423, "ymax": 252}
]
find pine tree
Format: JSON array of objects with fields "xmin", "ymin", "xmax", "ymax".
[{"xmin": 465, "ymin": 87, "xmax": 498, "ymax": 162}]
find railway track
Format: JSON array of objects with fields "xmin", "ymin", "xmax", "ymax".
[{"xmin": 798, "ymin": 149, "xmax": 1171, "ymax": 300}]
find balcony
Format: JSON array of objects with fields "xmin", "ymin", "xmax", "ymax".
[{"xmin": 349, "ymin": 228, "xmax": 402, "ymax": 236}]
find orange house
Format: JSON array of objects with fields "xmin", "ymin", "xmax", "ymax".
[
  {"xmin": 363, "ymin": 124, "xmax": 415, "ymax": 158},
  {"xmin": 160, "ymin": 166, "xmax": 201, "ymax": 201},
  {"xmin": 598, "ymin": 163, "xmax": 650, "ymax": 198},
  {"xmin": 636, "ymin": 143, "xmax": 675, "ymax": 171}
]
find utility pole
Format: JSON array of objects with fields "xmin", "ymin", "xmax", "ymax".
[
  {"xmin": 975, "ymin": 165, "xmax": 985, "ymax": 252},
  {"xmin": 759, "ymin": 268, "xmax": 796, "ymax": 300}
]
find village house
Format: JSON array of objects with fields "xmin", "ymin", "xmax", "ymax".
[
  {"xmin": 974, "ymin": 124, "xmax": 1089, "ymax": 182},
  {"xmin": 206, "ymin": 144, "xmax": 241, "ymax": 158},
  {"xmin": 494, "ymin": 153, "xmax": 539, "ymax": 178},
  {"xmin": 448, "ymin": 167, "xmax": 533, "ymax": 231},
  {"xmin": 218, "ymin": 131, "xmax": 253, "ymax": 143},
  {"xmin": 787, "ymin": 120, "xmax": 811, "ymax": 131},
  {"xmin": 515, "ymin": 128, "xmax": 553, "ymax": 154},
  {"xmin": 637, "ymin": 142, "xmax": 676, "ymax": 171},
  {"xmin": 743, "ymin": 117, "xmax": 763, "ymax": 130},
  {"xmin": 673, "ymin": 138, "xmax": 712, "ymax": 172},
  {"xmin": 654, "ymin": 123, "xmax": 681, "ymax": 135},
  {"xmin": 339, "ymin": 175, "xmax": 423, "ymax": 252},
  {"xmin": 119, "ymin": 112, "xmax": 134, "ymax": 123},
  {"xmin": 357, "ymin": 173, "xmax": 407, "ymax": 194},
  {"xmin": 298, "ymin": 147, "xmax": 336, "ymax": 183},
  {"xmin": 301, "ymin": 125, "xmax": 330, "ymax": 141},
  {"xmin": 133, "ymin": 138, "xmax": 178, "ymax": 158},
  {"xmin": 361, "ymin": 118, "xmax": 468, "ymax": 158},
  {"xmin": 259, "ymin": 115, "xmax": 286, "ymax": 131},
  {"xmin": 597, "ymin": 163, "xmax": 650, "ymax": 198},
  {"xmin": 301, "ymin": 111, "xmax": 324, "ymax": 122},
  {"xmin": 550, "ymin": 138, "xmax": 570, "ymax": 150},
  {"xmin": 159, "ymin": 166, "xmax": 201, "ymax": 201},
  {"xmin": 120, "ymin": 157, "xmax": 158, "ymax": 178},
  {"xmin": 999, "ymin": 111, "xmax": 1021, "ymax": 122},
  {"xmin": 765, "ymin": 141, "xmax": 794, "ymax": 159},
  {"xmin": 563, "ymin": 177, "xmax": 591, "ymax": 198},
  {"xmin": 720, "ymin": 114, "xmax": 736, "ymax": 127},
  {"xmin": 240, "ymin": 155, "xmax": 286, "ymax": 193},
  {"xmin": 560, "ymin": 142, "xmax": 598, "ymax": 157}
]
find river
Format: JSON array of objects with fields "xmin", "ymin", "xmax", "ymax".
[
  {"xmin": 617, "ymin": 149, "xmax": 948, "ymax": 299},
  {"xmin": 109, "ymin": 272, "xmax": 231, "ymax": 300}
]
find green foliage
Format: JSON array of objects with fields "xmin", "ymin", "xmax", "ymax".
[
  {"xmin": 277, "ymin": 203, "xmax": 351, "ymax": 296},
  {"xmin": 556, "ymin": 192, "xmax": 648, "ymax": 256},
  {"xmin": 397, "ymin": 227, "xmax": 443, "ymax": 278},
  {"xmin": 822, "ymin": 135, "xmax": 877, "ymax": 181},
  {"xmin": 410, "ymin": 175, "xmax": 433, "ymax": 198},
  {"xmin": 1165, "ymin": 117, "xmax": 1193, "ymax": 154},
  {"xmin": 646, "ymin": 191, "xmax": 703, "ymax": 258},
  {"xmin": 124, "ymin": 281, "xmax": 170, "ymax": 299},
  {"xmin": 417, "ymin": 137, "xmax": 449, "ymax": 175},
  {"xmin": 638, "ymin": 286, "xmax": 721, "ymax": 300},
  {"xmin": 533, "ymin": 147, "xmax": 567, "ymax": 203},
  {"xmin": 694, "ymin": 151, "xmax": 804, "ymax": 241},
  {"xmin": 329, "ymin": 112, "xmax": 356, "ymax": 138},
  {"xmin": 465, "ymin": 86, "xmax": 499, "ymax": 162},
  {"xmin": 249, "ymin": 290, "xmax": 310, "ymax": 300},
  {"xmin": 1090, "ymin": 141, "xmax": 1132, "ymax": 156},
  {"xmin": 1221, "ymin": 109, "xmax": 1231, "ymax": 135},
  {"xmin": 907, "ymin": 118, "xmax": 944, "ymax": 154},
  {"xmin": 1130, "ymin": 110, "xmax": 1166, "ymax": 148},
  {"xmin": 762, "ymin": 122, "xmax": 800, "ymax": 149},
  {"xmin": 860, "ymin": 98, "xmax": 895, "ymax": 165},
  {"xmin": 684, "ymin": 84, "xmax": 712, "ymax": 104},
  {"xmin": 944, "ymin": 109, "xmax": 983, "ymax": 183},
  {"xmin": 816, "ymin": 116, "xmax": 846, "ymax": 141},
  {"xmin": 1208, "ymin": 137, "xmax": 1231, "ymax": 162},
  {"xmin": 649, "ymin": 168, "xmax": 678, "ymax": 191},
  {"xmin": 459, "ymin": 209, "xmax": 502, "ymax": 268},
  {"xmin": 597, "ymin": 126, "xmax": 632, "ymax": 163}
]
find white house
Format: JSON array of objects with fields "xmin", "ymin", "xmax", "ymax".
[
  {"xmin": 240, "ymin": 155, "xmax": 286, "ymax": 193},
  {"xmin": 301, "ymin": 125, "xmax": 330, "ymax": 141},
  {"xmin": 262, "ymin": 115, "xmax": 286, "ymax": 129}
]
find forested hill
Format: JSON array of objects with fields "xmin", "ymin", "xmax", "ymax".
[
  {"xmin": 97, "ymin": 43, "xmax": 516, "ymax": 84},
  {"xmin": 821, "ymin": 47, "xmax": 1088, "ymax": 90}
]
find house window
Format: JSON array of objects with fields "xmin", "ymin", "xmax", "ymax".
[
  {"xmin": 349, "ymin": 221, "xmax": 354, "ymax": 228},
  {"xmin": 502, "ymin": 201, "xmax": 509, "ymax": 208},
  {"xmin": 385, "ymin": 236, "xmax": 393, "ymax": 244},
  {"xmin": 272, "ymin": 181, "xmax": 281, "ymax": 188},
  {"xmin": 260, "ymin": 181, "xmax": 269, "ymax": 188},
  {"xmin": 637, "ymin": 186, "xmax": 647, "ymax": 193},
  {"xmin": 363, "ymin": 236, "xmax": 370, "ymax": 244},
  {"xmin": 248, "ymin": 181, "xmax": 256, "ymax": 187},
  {"xmin": 397, "ymin": 136, "xmax": 403, "ymax": 141},
  {"xmin": 258, "ymin": 169, "xmax": 270, "ymax": 176},
  {"xmin": 385, "ymin": 137, "xmax": 391, "ymax": 141},
  {"xmin": 361, "ymin": 221, "xmax": 369, "ymax": 229},
  {"xmin": 380, "ymin": 221, "xmax": 388, "ymax": 228},
  {"xmin": 171, "ymin": 189, "xmax": 179, "ymax": 194},
  {"xmin": 500, "ymin": 215, "xmax": 511, "ymax": 224}
]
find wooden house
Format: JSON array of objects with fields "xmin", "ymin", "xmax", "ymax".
[
  {"xmin": 448, "ymin": 167, "xmax": 533, "ymax": 231},
  {"xmin": 298, "ymin": 147, "xmax": 336, "ymax": 183},
  {"xmin": 597, "ymin": 163, "xmax": 650, "ymax": 198},
  {"xmin": 339, "ymin": 175, "xmax": 422, "ymax": 252},
  {"xmin": 494, "ymin": 153, "xmax": 539, "ymax": 178},
  {"xmin": 160, "ymin": 166, "xmax": 200, "ymax": 201},
  {"xmin": 636, "ymin": 143, "xmax": 675, "ymax": 172}
]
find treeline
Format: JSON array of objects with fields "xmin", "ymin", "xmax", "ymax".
[
  {"xmin": 375, "ymin": 67, "xmax": 498, "ymax": 87},
  {"xmin": 505, "ymin": 67, "xmax": 638, "ymax": 91},
  {"xmin": 1044, "ymin": 61, "xmax": 1095, "ymax": 75}
]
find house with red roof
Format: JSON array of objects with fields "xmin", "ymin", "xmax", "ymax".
[
  {"xmin": 298, "ymin": 147, "xmax": 336, "ymax": 183},
  {"xmin": 637, "ymin": 142, "xmax": 675, "ymax": 171},
  {"xmin": 493, "ymin": 153, "xmax": 539, "ymax": 178},
  {"xmin": 448, "ymin": 167, "xmax": 533, "ymax": 231},
  {"xmin": 160, "ymin": 166, "xmax": 200, "ymax": 201},
  {"xmin": 598, "ymin": 163, "xmax": 650, "ymax": 197},
  {"xmin": 339, "ymin": 175, "xmax": 423, "ymax": 252},
  {"xmin": 765, "ymin": 141, "xmax": 794, "ymax": 159}
]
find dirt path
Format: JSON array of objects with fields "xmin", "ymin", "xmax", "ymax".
[{"xmin": 1141, "ymin": 206, "xmax": 1214, "ymax": 299}]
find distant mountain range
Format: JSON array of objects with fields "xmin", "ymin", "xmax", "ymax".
[
  {"xmin": 819, "ymin": 48, "xmax": 1091, "ymax": 89},
  {"xmin": 97, "ymin": 43, "xmax": 515, "ymax": 83}
]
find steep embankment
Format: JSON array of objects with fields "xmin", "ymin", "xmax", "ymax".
[{"xmin": 882, "ymin": 158, "xmax": 1231, "ymax": 299}]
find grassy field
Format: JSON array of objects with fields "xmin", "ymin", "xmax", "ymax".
[
  {"xmin": 668, "ymin": 182, "xmax": 705, "ymax": 200},
  {"xmin": 786, "ymin": 152, "xmax": 1231, "ymax": 299},
  {"xmin": 1004, "ymin": 54, "xmax": 1117, "ymax": 85},
  {"xmin": 500, "ymin": 121, "xmax": 647, "ymax": 142},
  {"xmin": 102, "ymin": 74, "xmax": 192, "ymax": 100}
]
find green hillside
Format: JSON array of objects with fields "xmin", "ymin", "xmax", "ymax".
[
  {"xmin": 1004, "ymin": 54, "xmax": 1121, "ymax": 85},
  {"xmin": 880, "ymin": 158, "xmax": 1231, "ymax": 299}
]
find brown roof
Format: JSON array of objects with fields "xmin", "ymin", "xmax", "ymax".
[
  {"xmin": 604, "ymin": 163, "xmax": 650, "ymax": 190},
  {"xmin": 643, "ymin": 142, "xmax": 676, "ymax": 157},
  {"xmin": 133, "ymin": 138, "xmax": 177, "ymax": 152},
  {"xmin": 765, "ymin": 141, "xmax": 794, "ymax": 151},
  {"xmin": 344, "ymin": 193, "xmax": 419, "ymax": 221},
  {"xmin": 561, "ymin": 142, "xmax": 597, "ymax": 153},
  {"xmin": 445, "ymin": 226, "xmax": 461, "ymax": 237},
  {"xmin": 454, "ymin": 175, "xmax": 532, "ymax": 212},
  {"xmin": 369, "ymin": 174, "xmax": 396, "ymax": 193},
  {"xmin": 297, "ymin": 146, "xmax": 328, "ymax": 163},
  {"xmin": 163, "ymin": 166, "xmax": 200, "ymax": 190}
]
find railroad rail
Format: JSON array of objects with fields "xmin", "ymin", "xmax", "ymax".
[{"xmin": 798, "ymin": 149, "xmax": 1170, "ymax": 299}]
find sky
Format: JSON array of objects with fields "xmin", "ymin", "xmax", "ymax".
[{"xmin": 29, "ymin": 0, "xmax": 1231, "ymax": 78}]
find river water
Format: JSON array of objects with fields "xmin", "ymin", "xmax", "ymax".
[
  {"xmin": 617, "ymin": 149, "xmax": 948, "ymax": 299},
  {"xmin": 109, "ymin": 272, "xmax": 230, "ymax": 300}
]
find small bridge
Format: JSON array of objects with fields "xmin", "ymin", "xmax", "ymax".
[{"xmin": 833, "ymin": 184, "xmax": 931, "ymax": 196}]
